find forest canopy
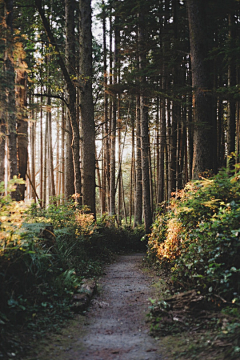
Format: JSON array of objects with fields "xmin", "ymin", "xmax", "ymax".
[{"xmin": 1, "ymin": 0, "xmax": 240, "ymax": 230}]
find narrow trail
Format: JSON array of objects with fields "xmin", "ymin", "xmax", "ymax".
[{"xmin": 34, "ymin": 254, "xmax": 167, "ymax": 360}]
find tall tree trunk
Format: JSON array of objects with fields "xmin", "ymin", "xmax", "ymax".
[
  {"xmin": 140, "ymin": 92, "xmax": 152, "ymax": 232},
  {"xmin": 0, "ymin": 5, "xmax": 5, "ymax": 184},
  {"xmin": 0, "ymin": 83, "xmax": 6, "ymax": 183},
  {"xmin": 217, "ymin": 97, "xmax": 224, "ymax": 167},
  {"xmin": 61, "ymin": 101, "xmax": 65, "ymax": 199},
  {"xmin": 109, "ymin": 96, "xmax": 116, "ymax": 216},
  {"xmin": 108, "ymin": 5, "xmax": 113, "ymax": 214},
  {"xmin": 101, "ymin": 0, "xmax": 108, "ymax": 215},
  {"xmin": 4, "ymin": 0, "xmax": 18, "ymax": 199},
  {"xmin": 149, "ymin": 137, "xmax": 154, "ymax": 212},
  {"xmin": 16, "ymin": 69, "xmax": 28, "ymax": 200},
  {"xmin": 43, "ymin": 106, "xmax": 48, "ymax": 207},
  {"xmin": 187, "ymin": 0, "xmax": 214, "ymax": 179},
  {"xmin": 0, "ymin": 6, "xmax": 4, "ymax": 183},
  {"xmin": 134, "ymin": 92, "xmax": 142, "ymax": 226},
  {"xmin": 65, "ymin": 110, "xmax": 75, "ymax": 198},
  {"xmin": 177, "ymin": 107, "xmax": 185, "ymax": 189},
  {"xmin": 129, "ymin": 111, "xmax": 135, "ymax": 226},
  {"xmin": 65, "ymin": 0, "xmax": 76, "ymax": 198},
  {"xmin": 30, "ymin": 118, "xmax": 36, "ymax": 201},
  {"xmin": 96, "ymin": 150, "xmax": 102, "ymax": 206},
  {"xmin": 109, "ymin": 3, "xmax": 119, "ymax": 216},
  {"xmin": 156, "ymin": 95, "xmax": 160, "ymax": 202},
  {"xmin": 39, "ymin": 91, "xmax": 43, "ymax": 205},
  {"xmin": 187, "ymin": 67, "xmax": 193, "ymax": 179},
  {"xmin": 227, "ymin": 12, "xmax": 236, "ymax": 167},
  {"xmin": 79, "ymin": 0, "xmax": 95, "ymax": 215},
  {"xmin": 237, "ymin": 99, "xmax": 240, "ymax": 164},
  {"xmin": 101, "ymin": 125, "xmax": 106, "ymax": 215},
  {"xmin": 139, "ymin": 13, "xmax": 152, "ymax": 232},
  {"xmin": 117, "ymin": 105, "xmax": 122, "ymax": 223},
  {"xmin": 181, "ymin": 104, "xmax": 187, "ymax": 186},
  {"xmin": 48, "ymin": 94, "xmax": 55, "ymax": 198},
  {"xmin": 0, "ymin": 121, "xmax": 5, "ymax": 183},
  {"xmin": 56, "ymin": 108, "xmax": 60, "ymax": 199},
  {"xmin": 169, "ymin": 0, "xmax": 179, "ymax": 197},
  {"xmin": 121, "ymin": 175, "xmax": 127, "ymax": 224},
  {"xmin": 157, "ymin": 77, "xmax": 166, "ymax": 204},
  {"xmin": 7, "ymin": 76, "xmax": 18, "ymax": 190}
]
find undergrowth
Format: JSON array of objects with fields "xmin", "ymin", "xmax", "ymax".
[
  {"xmin": 147, "ymin": 166, "xmax": 240, "ymax": 359},
  {"xmin": 0, "ymin": 181, "xmax": 144, "ymax": 359}
]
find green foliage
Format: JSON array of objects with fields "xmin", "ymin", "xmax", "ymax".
[
  {"xmin": 0, "ymin": 192, "xmax": 145, "ymax": 358},
  {"xmin": 147, "ymin": 168, "xmax": 240, "ymax": 359},
  {"xmin": 96, "ymin": 214, "xmax": 146, "ymax": 253},
  {"xmin": 0, "ymin": 199, "xmax": 87, "ymax": 356},
  {"xmin": 147, "ymin": 167, "xmax": 240, "ymax": 304}
]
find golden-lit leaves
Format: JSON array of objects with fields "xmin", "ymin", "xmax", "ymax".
[
  {"xmin": 0, "ymin": 200, "xmax": 29, "ymax": 253},
  {"xmin": 148, "ymin": 218, "xmax": 184, "ymax": 261},
  {"xmin": 75, "ymin": 210, "xmax": 96, "ymax": 237}
]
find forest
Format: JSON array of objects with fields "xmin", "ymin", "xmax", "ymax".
[{"xmin": 0, "ymin": 0, "xmax": 240, "ymax": 359}]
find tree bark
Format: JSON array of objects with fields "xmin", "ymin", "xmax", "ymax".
[
  {"xmin": 187, "ymin": 0, "xmax": 215, "ymax": 179},
  {"xmin": 139, "ymin": 12, "xmax": 152, "ymax": 232},
  {"xmin": 109, "ymin": 3, "xmax": 119, "ymax": 216},
  {"xmin": 168, "ymin": 0, "xmax": 178, "ymax": 197},
  {"xmin": 117, "ymin": 104, "xmax": 122, "ymax": 223},
  {"xmin": 30, "ymin": 118, "xmax": 36, "ymax": 201},
  {"xmin": 101, "ymin": 0, "xmax": 108, "ymax": 215},
  {"xmin": 134, "ymin": 93, "xmax": 142, "ymax": 226},
  {"xmin": 65, "ymin": 110, "xmax": 75, "ymax": 198},
  {"xmin": 79, "ymin": 0, "xmax": 96, "ymax": 215},
  {"xmin": 43, "ymin": 106, "xmax": 48, "ymax": 207},
  {"xmin": 61, "ymin": 101, "xmax": 65, "ymax": 199},
  {"xmin": 129, "ymin": 109, "xmax": 135, "ymax": 226},
  {"xmin": 39, "ymin": 90, "xmax": 43, "ymax": 205},
  {"xmin": 0, "ymin": 121, "xmax": 6, "ymax": 183},
  {"xmin": 4, "ymin": 0, "xmax": 18, "ymax": 199},
  {"xmin": 65, "ymin": 0, "xmax": 75, "ymax": 198},
  {"xmin": 157, "ymin": 76, "xmax": 166, "ymax": 204},
  {"xmin": 0, "ymin": 83, "xmax": 6, "ymax": 183},
  {"xmin": 16, "ymin": 67, "xmax": 28, "ymax": 200},
  {"xmin": 227, "ymin": 12, "xmax": 236, "ymax": 167},
  {"xmin": 48, "ymin": 94, "xmax": 55, "ymax": 198}
]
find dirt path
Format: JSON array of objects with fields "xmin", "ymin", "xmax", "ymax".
[{"xmin": 32, "ymin": 254, "xmax": 167, "ymax": 360}]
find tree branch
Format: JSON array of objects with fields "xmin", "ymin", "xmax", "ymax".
[
  {"xmin": 33, "ymin": 93, "xmax": 68, "ymax": 107},
  {"xmin": 26, "ymin": 173, "xmax": 41, "ymax": 204},
  {"xmin": 34, "ymin": 0, "xmax": 74, "ymax": 95}
]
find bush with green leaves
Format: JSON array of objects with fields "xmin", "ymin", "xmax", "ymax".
[
  {"xmin": 147, "ymin": 167, "xmax": 240, "ymax": 304},
  {"xmin": 0, "ymin": 196, "xmax": 101, "ymax": 357},
  {"xmin": 96, "ymin": 214, "xmax": 146, "ymax": 253},
  {"xmin": 0, "ymin": 190, "xmax": 146, "ymax": 357}
]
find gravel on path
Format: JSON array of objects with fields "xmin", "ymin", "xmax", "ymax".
[
  {"xmin": 70, "ymin": 253, "xmax": 166, "ymax": 360},
  {"xmin": 33, "ymin": 253, "xmax": 168, "ymax": 360}
]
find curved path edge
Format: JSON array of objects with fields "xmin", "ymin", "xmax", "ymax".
[{"xmin": 30, "ymin": 253, "xmax": 168, "ymax": 360}]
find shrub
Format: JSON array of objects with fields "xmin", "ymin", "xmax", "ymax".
[
  {"xmin": 0, "ymin": 187, "xmax": 146, "ymax": 357},
  {"xmin": 147, "ymin": 167, "xmax": 240, "ymax": 304},
  {"xmin": 0, "ymin": 196, "xmax": 103, "ymax": 356}
]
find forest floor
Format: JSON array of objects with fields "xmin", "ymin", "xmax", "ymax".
[{"xmin": 25, "ymin": 253, "xmax": 168, "ymax": 360}]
